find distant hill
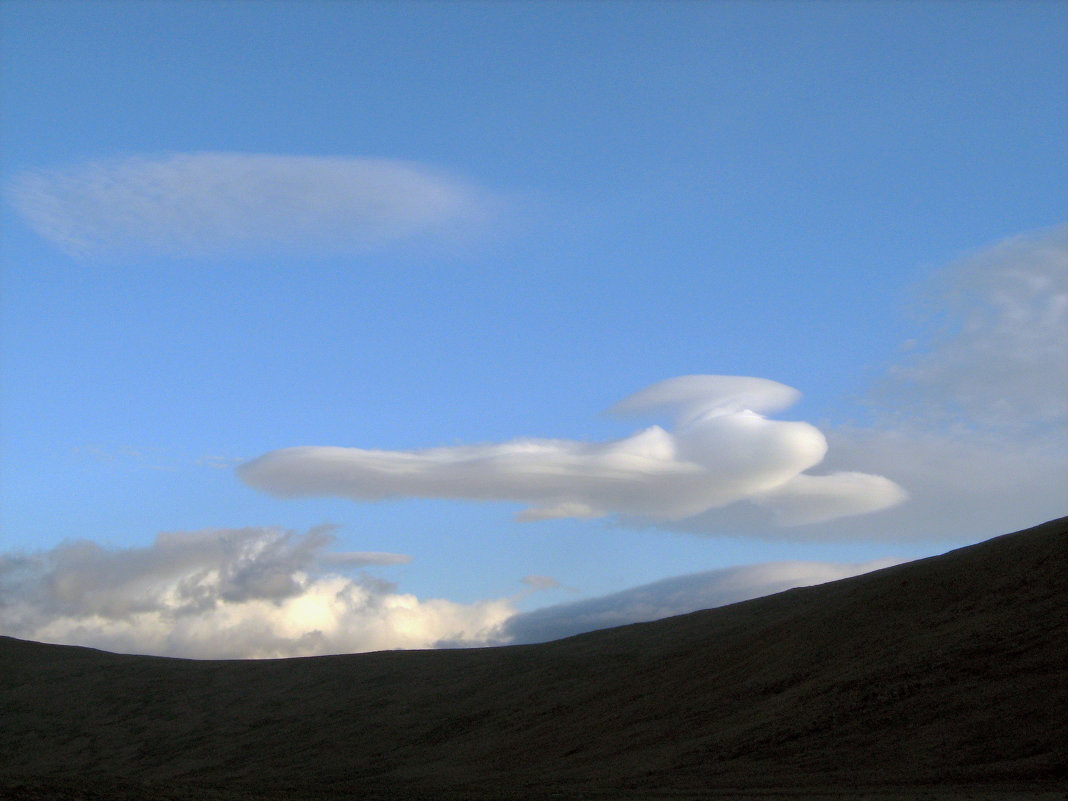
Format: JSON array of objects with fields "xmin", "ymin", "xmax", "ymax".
[{"xmin": 2, "ymin": 518, "xmax": 1066, "ymax": 801}]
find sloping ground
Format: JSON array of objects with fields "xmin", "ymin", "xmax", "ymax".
[{"xmin": 2, "ymin": 518, "xmax": 1066, "ymax": 800}]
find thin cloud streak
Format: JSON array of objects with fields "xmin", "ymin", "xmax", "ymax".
[
  {"xmin": 493, "ymin": 558, "xmax": 900, "ymax": 645},
  {"xmin": 7, "ymin": 152, "xmax": 504, "ymax": 260},
  {"xmin": 238, "ymin": 376, "xmax": 906, "ymax": 527}
]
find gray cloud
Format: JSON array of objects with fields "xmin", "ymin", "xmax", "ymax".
[
  {"xmin": 7, "ymin": 152, "xmax": 503, "ymax": 260},
  {"xmin": 239, "ymin": 375, "xmax": 905, "ymax": 528},
  {"xmin": 490, "ymin": 558, "xmax": 899, "ymax": 645},
  {"xmin": 520, "ymin": 574, "xmax": 565, "ymax": 591},
  {"xmin": 321, "ymin": 551, "xmax": 413, "ymax": 567},
  {"xmin": 0, "ymin": 526, "xmax": 898, "ymax": 658},
  {"xmin": 0, "ymin": 527, "xmax": 520, "ymax": 659},
  {"xmin": 0, "ymin": 524, "xmax": 349, "ymax": 617}
]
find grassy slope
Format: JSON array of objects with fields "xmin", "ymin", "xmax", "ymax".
[{"xmin": 2, "ymin": 517, "xmax": 1066, "ymax": 800}]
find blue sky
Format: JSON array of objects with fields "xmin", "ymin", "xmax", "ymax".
[{"xmin": 1, "ymin": 1, "xmax": 1065, "ymax": 658}]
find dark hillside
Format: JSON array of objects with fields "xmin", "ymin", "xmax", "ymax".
[{"xmin": 2, "ymin": 517, "xmax": 1066, "ymax": 800}]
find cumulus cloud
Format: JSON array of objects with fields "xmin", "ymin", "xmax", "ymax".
[
  {"xmin": 238, "ymin": 375, "xmax": 906, "ymax": 527},
  {"xmin": 7, "ymin": 152, "xmax": 503, "ymax": 260},
  {"xmin": 0, "ymin": 527, "xmax": 518, "ymax": 659},
  {"xmin": 494, "ymin": 558, "xmax": 899, "ymax": 645}
]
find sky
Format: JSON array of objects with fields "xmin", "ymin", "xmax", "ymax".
[{"xmin": 1, "ymin": 0, "xmax": 1065, "ymax": 659}]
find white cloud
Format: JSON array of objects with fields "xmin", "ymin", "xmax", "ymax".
[
  {"xmin": 668, "ymin": 224, "xmax": 1068, "ymax": 541},
  {"xmin": 0, "ymin": 526, "xmax": 900, "ymax": 658},
  {"xmin": 752, "ymin": 471, "xmax": 909, "ymax": 526},
  {"xmin": 0, "ymin": 527, "xmax": 514, "ymax": 659},
  {"xmin": 814, "ymin": 426, "xmax": 1066, "ymax": 540},
  {"xmin": 877, "ymin": 223, "xmax": 1068, "ymax": 431},
  {"xmin": 845, "ymin": 224, "xmax": 1068, "ymax": 539},
  {"xmin": 7, "ymin": 152, "xmax": 503, "ymax": 260},
  {"xmin": 238, "ymin": 375, "xmax": 906, "ymax": 527},
  {"xmin": 492, "ymin": 558, "xmax": 899, "ymax": 645}
]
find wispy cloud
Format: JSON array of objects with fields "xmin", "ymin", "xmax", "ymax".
[
  {"xmin": 877, "ymin": 223, "xmax": 1068, "ymax": 432},
  {"xmin": 493, "ymin": 558, "xmax": 899, "ymax": 645},
  {"xmin": 672, "ymin": 224, "xmax": 1068, "ymax": 541},
  {"xmin": 238, "ymin": 375, "xmax": 906, "ymax": 528},
  {"xmin": 0, "ymin": 527, "xmax": 894, "ymax": 658},
  {"xmin": 834, "ymin": 224, "xmax": 1068, "ymax": 539},
  {"xmin": 7, "ymin": 153, "xmax": 504, "ymax": 260}
]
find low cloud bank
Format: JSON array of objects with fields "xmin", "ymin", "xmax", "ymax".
[
  {"xmin": 0, "ymin": 527, "xmax": 892, "ymax": 659},
  {"xmin": 239, "ymin": 375, "xmax": 906, "ymax": 527},
  {"xmin": 494, "ymin": 558, "xmax": 899, "ymax": 645},
  {"xmin": 7, "ymin": 152, "xmax": 502, "ymax": 260},
  {"xmin": 0, "ymin": 527, "xmax": 510, "ymax": 659}
]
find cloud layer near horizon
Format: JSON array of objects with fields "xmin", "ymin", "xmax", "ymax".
[
  {"xmin": 496, "ymin": 557, "xmax": 899, "ymax": 645},
  {"xmin": 239, "ymin": 375, "xmax": 906, "ymax": 527},
  {"xmin": 7, "ymin": 153, "xmax": 501, "ymax": 259},
  {"xmin": 0, "ymin": 527, "xmax": 511, "ymax": 658},
  {"xmin": 0, "ymin": 526, "xmax": 892, "ymax": 659}
]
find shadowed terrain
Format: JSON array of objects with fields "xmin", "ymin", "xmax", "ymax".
[{"xmin": 2, "ymin": 518, "xmax": 1066, "ymax": 800}]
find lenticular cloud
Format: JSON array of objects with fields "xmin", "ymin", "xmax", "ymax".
[
  {"xmin": 7, "ymin": 152, "xmax": 500, "ymax": 259},
  {"xmin": 239, "ymin": 375, "xmax": 907, "ymax": 527}
]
